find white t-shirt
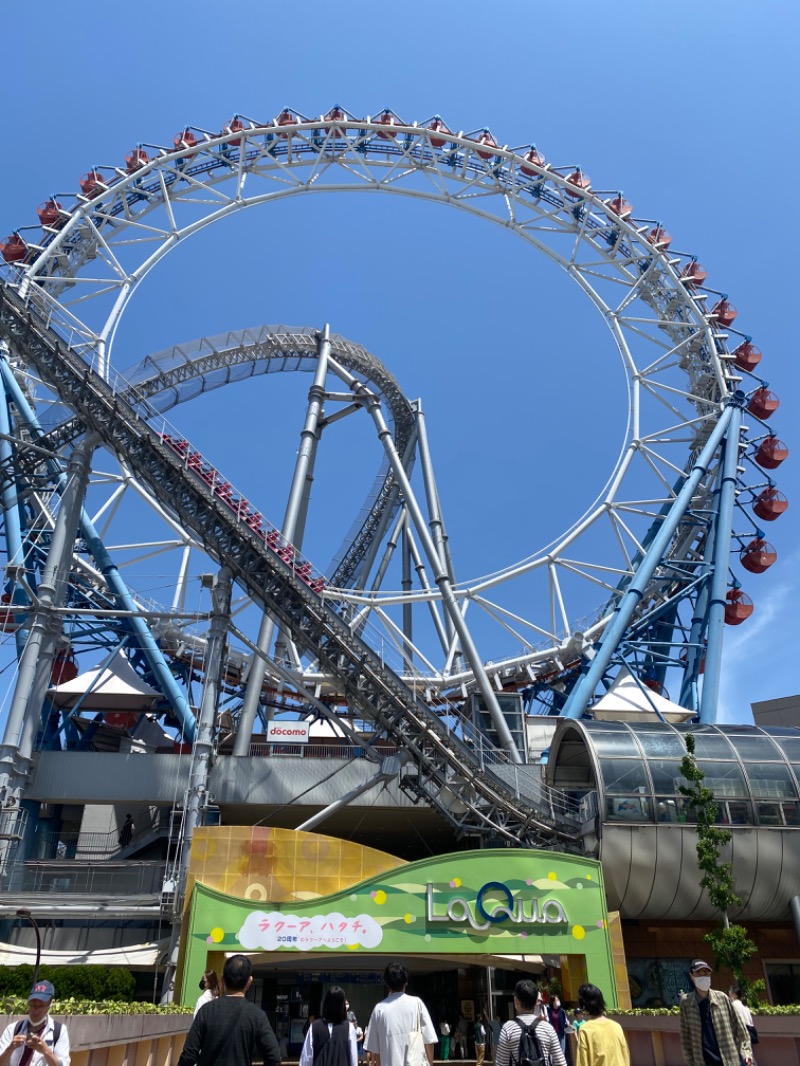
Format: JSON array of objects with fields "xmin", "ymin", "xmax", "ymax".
[
  {"xmin": 194, "ymin": 989, "xmax": 217, "ymax": 1016},
  {"xmin": 364, "ymin": 992, "xmax": 437, "ymax": 1066}
]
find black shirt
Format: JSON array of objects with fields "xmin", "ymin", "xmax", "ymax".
[
  {"xmin": 697, "ymin": 995, "xmax": 723, "ymax": 1065},
  {"xmin": 177, "ymin": 994, "xmax": 282, "ymax": 1066}
]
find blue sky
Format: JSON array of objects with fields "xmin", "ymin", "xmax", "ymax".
[{"xmin": 1, "ymin": 1, "xmax": 798, "ymax": 724}]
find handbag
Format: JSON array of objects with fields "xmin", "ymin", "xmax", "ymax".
[
  {"xmin": 405, "ymin": 1002, "xmax": 429, "ymax": 1066},
  {"xmin": 746, "ymin": 1022, "xmax": 759, "ymax": 1046}
]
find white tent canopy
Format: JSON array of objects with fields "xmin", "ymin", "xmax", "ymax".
[
  {"xmin": 591, "ymin": 668, "xmax": 694, "ymax": 723},
  {"xmin": 47, "ymin": 651, "xmax": 163, "ymax": 710}
]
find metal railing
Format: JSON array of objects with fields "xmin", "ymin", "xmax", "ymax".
[
  {"xmin": 2, "ymin": 860, "xmax": 165, "ymax": 895},
  {"xmin": 31, "ymin": 810, "xmax": 175, "ymax": 860}
]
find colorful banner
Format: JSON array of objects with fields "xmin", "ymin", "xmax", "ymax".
[{"xmin": 182, "ymin": 847, "xmax": 616, "ymax": 1005}]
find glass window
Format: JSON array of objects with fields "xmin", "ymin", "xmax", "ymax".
[
  {"xmin": 727, "ymin": 800, "xmax": 753, "ymax": 825},
  {"xmin": 766, "ymin": 962, "xmax": 800, "ymax": 1006},
  {"xmin": 771, "ymin": 738, "xmax": 800, "ymax": 762},
  {"xmin": 590, "ymin": 732, "xmax": 643, "ymax": 757},
  {"xmin": 648, "ymin": 759, "xmax": 684, "ymax": 793},
  {"xmin": 782, "ymin": 801, "xmax": 800, "ymax": 826},
  {"xmin": 695, "ymin": 761, "xmax": 748, "ymax": 797},
  {"xmin": 745, "ymin": 763, "xmax": 798, "ymax": 799},
  {"xmin": 605, "ymin": 796, "xmax": 652, "ymax": 821},
  {"xmin": 635, "ymin": 731, "xmax": 687, "ymax": 758},
  {"xmin": 726, "ymin": 733, "xmax": 784, "ymax": 762},
  {"xmin": 599, "ymin": 758, "xmax": 649, "ymax": 793},
  {"xmin": 683, "ymin": 731, "xmax": 735, "ymax": 759},
  {"xmin": 756, "ymin": 803, "xmax": 784, "ymax": 826}
]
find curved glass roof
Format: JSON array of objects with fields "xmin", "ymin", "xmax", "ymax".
[{"xmin": 552, "ymin": 721, "xmax": 800, "ymax": 828}]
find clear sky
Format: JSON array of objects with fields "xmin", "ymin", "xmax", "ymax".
[{"xmin": 1, "ymin": 1, "xmax": 797, "ymax": 724}]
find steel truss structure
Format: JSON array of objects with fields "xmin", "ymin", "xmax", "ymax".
[{"xmin": 0, "ymin": 107, "xmax": 787, "ymax": 848}]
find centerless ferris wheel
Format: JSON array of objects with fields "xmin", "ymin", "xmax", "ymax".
[{"xmin": 0, "ymin": 105, "xmax": 789, "ymax": 784}]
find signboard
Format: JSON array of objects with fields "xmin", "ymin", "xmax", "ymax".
[
  {"xmin": 266, "ymin": 720, "xmax": 310, "ymax": 744},
  {"xmin": 182, "ymin": 848, "xmax": 616, "ymax": 1007}
]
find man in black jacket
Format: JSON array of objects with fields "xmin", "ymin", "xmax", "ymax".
[{"xmin": 178, "ymin": 954, "xmax": 281, "ymax": 1066}]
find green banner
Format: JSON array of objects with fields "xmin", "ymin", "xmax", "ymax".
[{"xmin": 183, "ymin": 849, "xmax": 615, "ymax": 1005}]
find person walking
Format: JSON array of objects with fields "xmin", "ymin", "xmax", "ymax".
[
  {"xmin": 177, "ymin": 954, "xmax": 281, "ymax": 1066},
  {"xmin": 193, "ymin": 970, "xmax": 220, "ymax": 1016},
  {"xmin": 474, "ymin": 1015, "xmax": 487, "ymax": 1066},
  {"xmin": 118, "ymin": 814, "xmax": 134, "ymax": 847},
  {"xmin": 300, "ymin": 986, "xmax": 358, "ymax": 1066},
  {"xmin": 547, "ymin": 996, "xmax": 568, "ymax": 1056},
  {"xmin": 363, "ymin": 962, "xmax": 437, "ymax": 1066},
  {"xmin": 0, "ymin": 979, "xmax": 71, "ymax": 1066},
  {"xmin": 439, "ymin": 1022, "xmax": 451, "ymax": 1062},
  {"xmin": 493, "ymin": 979, "xmax": 566, "ymax": 1066},
  {"xmin": 679, "ymin": 960, "xmax": 752, "ymax": 1066},
  {"xmin": 574, "ymin": 984, "xmax": 629, "ymax": 1066},
  {"xmin": 728, "ymin": 986, "xmax": 758, "ymax": 1060}
]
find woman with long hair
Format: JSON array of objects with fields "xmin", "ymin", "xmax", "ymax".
[
  {"xmin": 193, "ymin": 970, "xmax": 220, "ymax": 1016},
  {"xmin": 300, "ymin": 986, "xmax": 358, "ymax": 1066},
  {"xmin": 575, "ymin": 984, "xmax": 630, "ymax": 1066}
]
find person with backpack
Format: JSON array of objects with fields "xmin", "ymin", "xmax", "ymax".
[
  {"xmin": 493, "ymin": 979, "xmax": 566, "ymax": 1066},
  {"xmin": 300, "ymin": 987, "xmax": 358, "ymax": 1066},
  {"xmin": 0, "ymin": 979, "xmax": 70, "ymax": 1066},
  {"xmin": 574, "ymin": 984, "xmax": 629, "ymax": 1066}
]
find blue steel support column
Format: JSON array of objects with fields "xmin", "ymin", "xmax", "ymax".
[
  {"xmin": 562, "ymin": 401, "xmax": 738, "ymax": 720},
  {"xmin": 678, "ymin": 524, "xmax": 715, "ymax": 712},
  {"xmin": 0, "ymin": 358, "xmax": 196, "ymax": 741},
  {"xmin": 699, "ymin": 404, "xmax": 744, "ymax": 724},
  {"xmin": 0, "ymin": 373, "xmax": 29, "ymax": 657}
]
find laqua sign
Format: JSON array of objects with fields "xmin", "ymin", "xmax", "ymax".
[{"xmin": 181, "ymin": 844, "xmax": 617, "ymax": 1006}]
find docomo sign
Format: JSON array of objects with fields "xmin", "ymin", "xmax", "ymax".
[{"xmin": 266, "ymin": 721, "xmax": 311, "ymax": 744}]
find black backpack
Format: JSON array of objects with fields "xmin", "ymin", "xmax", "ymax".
[
  {"xmin": 512, "ymin": 1018, "xmax": 544, "ymax": 1066},
  {"xmin": 14, "ymin": 1019, "xmax": 62, "ymax": 1045}
]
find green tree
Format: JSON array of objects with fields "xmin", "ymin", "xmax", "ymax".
[{"xmin": 679, "ymin": 732, "xmax": 762, "ymax": 1002}]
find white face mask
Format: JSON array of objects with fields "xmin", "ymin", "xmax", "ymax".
[{"xmin": 692, "ymin": 975, "xmax": 712, "ymax": 992}]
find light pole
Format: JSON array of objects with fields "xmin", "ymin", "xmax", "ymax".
[{"xmin": 16, "ymin": 908, "xmax": 41, "ymax": 984}]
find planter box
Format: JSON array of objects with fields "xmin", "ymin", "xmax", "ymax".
[{"xmin": 615, "ymin": 1012, "xmax": 800, "ymax": 1066}]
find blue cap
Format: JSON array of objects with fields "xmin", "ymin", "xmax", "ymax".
[{"xmin": 29, "ymin": 980, "xmax": 55, "ymax": 1002}]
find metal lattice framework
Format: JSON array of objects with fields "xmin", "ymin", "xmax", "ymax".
[{"xmin": 0, "ymin": 107, "xmax": 785, "ymax": 723}]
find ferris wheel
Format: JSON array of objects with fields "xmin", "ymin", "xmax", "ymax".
[{"xmin": 0, "ymin": 105, "xmax": 789, "ymax": 771}]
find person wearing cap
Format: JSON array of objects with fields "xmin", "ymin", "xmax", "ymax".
[
  {"xmin": 679, "ymin": 960, "xmax": 752, "ymax": 1066},
  {"xmin": 0, "ymin": 980, "xmax": 70, "ymax": 1066}
]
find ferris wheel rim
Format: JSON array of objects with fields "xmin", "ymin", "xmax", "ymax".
[{"xmin": 0, "ymin": 110, "xmax": 771, "ymax": 697}]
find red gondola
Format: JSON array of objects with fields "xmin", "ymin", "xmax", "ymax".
[
  {"xmin": 275, "ymin": 109, "xmax": 295, "ymax": 132},
  {"xmin": 747, "ymin": 388, "xmax": 780, "ymax": 421},
  {"xmin": 470, "ymin": 130, "xmax": 498, "ymax": 160},
  {"xmin": 51, "ymin": 649, "xmax": 79, "ymax": 686},
  {"xmin": 754, "ymin": 437, "xmax": 789, "ymax": 470},
  {"xmin": 79, "ymin": 170, "xmax": 105, "ymax": 198},
  {"xmin": 426, "ymin": 117, "xmax": 451, "ymax": 148},
  {"xmin": 606, "ymin": 195, "xmax": 633, "ymax": 219},
  {"xmin": 37, "ymin": 200, "xmax": 63, "ymax": 228},
  {"xmin": 681, "ymin": 261, "xmax": 708, "ymax": 287},
  {"xmin": 711, "ymin": 299, "xmax": 737, "ymax": 327},
  {"xmin": 565, "ymin": 170, "xmax": 591, "ymax": 198},
  {"xmin": 375, "ymin": 110, "xmax": 399, "ymax": 139},
  {"xmin": 173, "ymin": 129, "xmax": 199, "ymax": 154},
  {"xmin": 520, "ymin": 148, "xmax": 545, "ymax": 176},
  {"xmin": 324, "ymin": 107, "xmax": 346, "ymax": 136},
  {"xmin": 125, "ymin": 147, "xmax": 149, "ymax": 173},
  {"xmin": 0, "ymin": 593, "xmax": 16, "ymax": 632},
  {"xmin": 0, "ymin": 235, "xmax": 28, "ymax": 263},
  {"xmin": 732, "ymin": 341, "xmax": 762, "ymax": 372},
  {"xmin": 225, "ymin": 117, "xmax": 245, "ymax": 146},
  {"xmin": 647, "ymin": 226, "xmax": 672, "ymax": 249},
  {"xmin": 753, "ymin": 486, "xmax": 788, "ymax": 522},
  {"xmin": 740, "ymin": 538, "xmax": 777, "ymax": 574},
  {"xmin": 724, "ymin": 589, "xmax": 753, "ymax": 626}
]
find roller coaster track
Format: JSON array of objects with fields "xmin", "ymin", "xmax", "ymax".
[{"xmin": 0, "ymin": 281, "xmax": 582, "ymax": 848}]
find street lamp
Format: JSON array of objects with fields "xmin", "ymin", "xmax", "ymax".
[{"xmin": 16, "ymin": 909, "xmax": 41, "ymax": 984}]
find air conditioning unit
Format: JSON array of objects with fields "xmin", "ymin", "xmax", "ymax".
[{"xmin": 160, "ymin": 878, "xmax": 178, "ymax": 915}]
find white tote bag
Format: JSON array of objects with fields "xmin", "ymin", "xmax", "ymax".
[{"xmin": 405, "ymin": 1002, "xmax": 428, "ymax": 1066}]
